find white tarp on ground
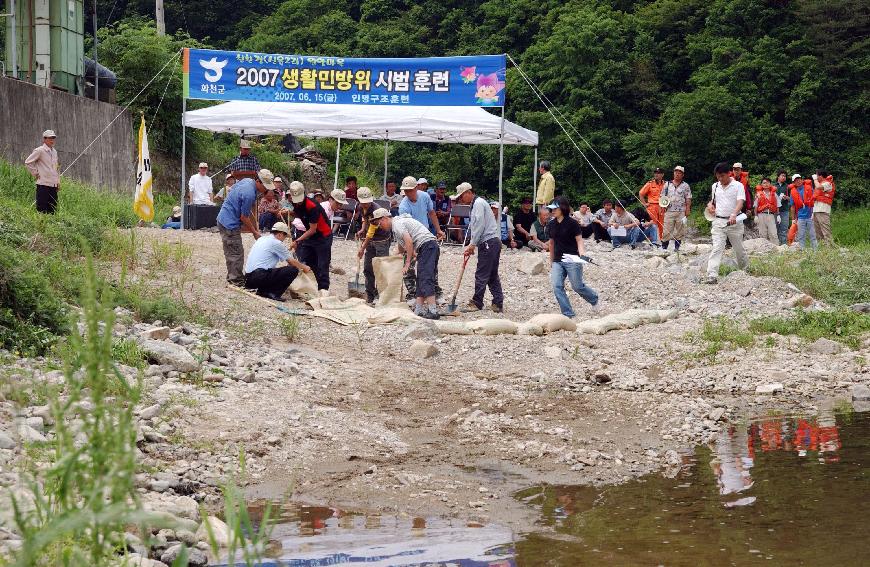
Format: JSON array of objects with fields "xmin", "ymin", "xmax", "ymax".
[{"xmin": 183, "ymin": 101, "xmax": 538, "ymax": 146}]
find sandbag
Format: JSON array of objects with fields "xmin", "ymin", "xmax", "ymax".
[
  {"xmin": 373, "ymin": 255, "xmax": 406, "ymax": 307},
  {"xmin": 517, "ymin": 322, "xmax": 545, "ymax": 336},
  {"xmin": 367, "ymin": 307, "xmax": 420, "ymax": 325},
  {"xmin": 434, "ymin": 320, "xmax": 473, "ymax": 335},
  {"xmin": 466, "ymin": 319, "xmax": 518, "ymax": 335},
  {"xmin": 575, "ymin": 309, "xmax": 678, "ymax": 335},
  {"xmin": 288, "ymin": 270, "xmax": 318, "ymax": 299},
  {"xmin": 528, "ymin": 313, "xmax": 577, "ymax": 333}
]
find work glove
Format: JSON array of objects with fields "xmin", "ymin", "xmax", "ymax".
[{"xmin": 776, "ymin": 215, "xmax": 781, "ymax": 223}]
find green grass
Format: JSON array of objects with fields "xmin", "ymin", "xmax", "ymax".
[
  {"xmin": 685, "ymin": 317, "xmax": 755, "ymax": 362},
  {"xmin": 111, "ymin": 338, "xmax": 148, "ymax": 369},
  {"xmin": 279, "ymin": 315, "xmax": 300, "ymax": 341},
  {"xmin": 749, "ymin": 309, "xmax": 870, "ymax": 350},
  {"xmin": 748, "ymin": 244, "xmax": 870, "ymax": 307},
  {"xmin": 831, "ymin": 208, "xmax": 870, "ymax": 247}
]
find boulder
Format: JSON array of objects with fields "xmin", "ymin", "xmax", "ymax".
[
  {"xmin": 849, "ymin": 302, "xmax": 870, "ymax": 314},
  {"xmin": 528, "ymin": 313, "xmax": 577, "ymax": 333},
  {"xmin": 138, "ymin": 404, "xmax": 161, "ymax": 420},
  {"xmin": 401, "ymin": 322, "xmax": 438, "ymax": 340},
  {"xmin": 0, "ymin": 431, "xmax": 15, "ymax": 450},
  {"xmin": 409, "ymin": 341, "xmax": 439, "ymax": 359},
  {"xmin": 517, "ymin": 254, "xmax": 546, "ymax": 275},
  {"xmin": 742, "ymin": 238, "xmax": 778, "ymax": 255},
  {"xmin": 17, "ymin": 423, "xmax": 47, "ymax": 443},
  {"xmin": 139, "ymin": 340, "xmax": 199, "ymax": 373},
  {"xmin": 161, "ymin": 544, "xmax": 207, "ymax": 566},
  {"xmin": 139, "ymin": 326, "xmax": 171, "ymax": 341},
  {"xmin": 851, "ymin": 384, "xmax": 870, "ymax": 402},
  {"xmin": 807, "ymin": 337, "xmax": 842, "ymax": 355},
  {"xmin": 195, "ymin": 515, "xmax": 232, "ymax": 547},
  {"xmin": 755, "ymin": 383, "xmax": 783, "ymax": 395}
]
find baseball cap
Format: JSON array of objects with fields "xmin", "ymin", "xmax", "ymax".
[
  {"xmin": 674, "ymin": 165, "xmax": 685, "ymax": 172},
  {"xmin": 288, "ymin": 180, "xmax": 305, "ymax": 203},
  {"xmin": 273, "ymin": 176, "xmax": 283, "ymax": 183},
  {"xmin": 436, "ymin": 180, "xmax": 447, "ymax": 189},
  {"xmin": 198, "ymin": 162, "xmax": 208, "ymax": 169},
  {"xmin": 42, "ymin": 129, "xmax": 57, "ymax": 138},
  {"xmin": 240, "ymin": 139, "xmax": 252, "ymax": 149},
  {"xmin": 546, "ymin": 203, "xmax": 559, "ymax": 210},
  {"xmin": 372, "ymin": 208, "xmax": 391, "ymax": 220},
  {"xmin": 257, "ymin": 169, "xmax": 275, "ymax": 191},
  {"xmin": 654, "ymin": 167, "xmax": 664, "ymax": 173},
  {"xmin": 357, "ymin": 186, "xmax": 374, "ymax": 203},
  {"xmin": 416, "ymin": 177, "xmax": 429, "ymax": 185},
  {"xmin": 225, "ymin": 173, "xmax": 234, "ymax": 180},
  {"xmin": 270, "ymin": 222, "xmax": 291, "ymax": 235},
  {"xmin": 521, "ymin": 196, "xmax": 532, "ymax": 204},
  {"xmin": 792, "ymin": 173, "xmax": 802, "ymax": 180},
  {"xmin": 489, "ymin": 201, "xmax": 500, "ymax": 208},
  {"xmin": 330, "ymin": 189, "xmax": 348, "ymax": 205},
  {"xmin": 454, "ymin": 182, "xmax": 473, "ymax": 199},
  {"xmin": 732, "ymin": 162, "xmax": 743, "ymax": 169}
]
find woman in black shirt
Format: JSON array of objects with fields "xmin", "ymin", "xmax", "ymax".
[{"xmin": 548, "ymin": 196, "xmax": 602, "ymax": 318}]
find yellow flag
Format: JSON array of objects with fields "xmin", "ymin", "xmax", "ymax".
[{"xmin": 133, "ymin": 117, "xmax": 154, "ymax": 222}]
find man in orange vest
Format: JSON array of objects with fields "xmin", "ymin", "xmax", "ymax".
[
  {"xmin": 789, "ymin": 174, "xmax": 818, "ymax": 250},
  {"xmin": 812, "ymin": 169, "xmax": 835, "ymax": 245},
  {"xmin": 754, "ymin": 177, "xmax": 779, "ymax": 245},
  {"xmin": 638, "ymin": 167, "xmax": 665, "ymax": 237},
  {"xmin": 731, "ymin": 162, "xmax": 753, "ymax": 219}
]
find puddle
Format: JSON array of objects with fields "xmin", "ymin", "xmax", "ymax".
[
  {"xmin": 220, "ymin": 409, "xmax": 868, "ymax": 565},
  {"xmin": 515, "ymin": 409, "xmax": 869, "ymax": 564}
]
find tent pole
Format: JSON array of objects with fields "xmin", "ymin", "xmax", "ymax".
[
  {"xmin": 498, "ymin": 105, "xmax": 505, "ymax": 211},
  {"xmin": 383, "ymin": 137, "xmax": 389, "ymax": 191},
  {"xmin": 532, "ymin": 146, "xmax": 538, "ymax": 211},
  {"xmin": 179, "ymin": 98, "xmax": 186, "ymax": 230},
  {"xmin": 333, "ymin": 134, "xmax": 341, "ymax": 191}
]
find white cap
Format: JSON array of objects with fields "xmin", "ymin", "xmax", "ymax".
[
  {"xmin": 270, "ymin": 222, "xmax": 291, "ymax": 235},
  {"xmin": 792, "ymin": 173, "xmax": 802, "ymax": 181},
  {"xmin": 273, "ymin": 176, "xmax": 283, "ymax": 183},
  {"xmin": 42, "ymin": 129, "xmax": 57, "ymax": 138},
  {"xmin": 732, "ymin": 162, "xmax": 743, "ymax": 169},
  {"xmin": 546, "ymin": 203, "xmax": 559, "ymax": 210},
  {"xmin": 400, "ymin": 176, "xmax": 417, "ymax": 191},
  {"xmin": 372, "ymin": 208, "xmax": 391, "ymax": 220},
  {"xmin": 416, "ymin": 177, "xmax": 429, "ymax": 185},
  {"xmin": 673, "ymin": 165, "xmax": 685, "ymax": 172},
  {"xmin": 172, "ymin": 205, "xmax": 182, "ymax": 215},
  {"xmin": 256, "ymin": 169, "xmax": 275, "ymax": 191},
  {"xmin": 331, "ymin": 189, "xmax": 348, "ymax": 205},
  {"xmin": 489, "ymin": 201, "xmax": 500, "ymax": 208},
  {"xmin": 288, "ymin": 181, "xmax": 305, "ymax": 203},
  {"xmin": 240, "ymin": 139, "xmax": 252, "ymax": 149},
  {"xmin": 198, "ymin": 162, "xmax": 208, "ymax": 169},
  {"xmin": 225, "ymin": 173, "xmax": 234, "ymax": 180},
  {"xmin": 454, "ymin": 182, "xmax": 473, "ymax": 199},
  {"xmin": 357, "ymin": 187, "xmax": 374, "ymax": 203}
]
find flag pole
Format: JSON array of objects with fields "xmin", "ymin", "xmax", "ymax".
[
  {"xmin": 180, "ymin": 98, "xmax": 186, "ymax": 230},
  {"xmin": 498, "ymin": 105, "xmax": 505, "ymax": 212}
]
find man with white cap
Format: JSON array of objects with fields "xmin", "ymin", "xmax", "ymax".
[
  {"xmin": 227, "ymin": 139, "xmax": 261, "ymax": 174},
  {"xmin": 356, "ymin": 187, "xmax": 392, "ymax": 303},
  {"xmin": 187, "ymin": 162, "xmax": 214, "ymax": 205},
  {"xmin": 731, "ymin": 162, "xmax": 753, "ymax": 218},
  {"xmin": 456, "ymin": 182, "xmax": 504, "ymax": 313},
  {"xmin": 398, "ymin": 175, "xmax": 445, "ymax": 299},
  {"xmin": 216, "ymin": 168, "xmax": 274, "ymax": 286},
  {"xmin": 243, "ymin": 221, "xmax": 312, "ymax": 301},
  {"xmin": 660, "ymin": 165, "xmax": 692, "ymax": 251},
  {"xmin": 703, "ymin": 162, "xmax": 748, "ymax": 284},
  {"xmin": 373, "ymin": 208, "xmax": 440, "ymax": 319},
  {"xmin": 24, "ymin": 129, "xmax": 60, "ymax": 214},
  {"xmin": 288, "ymin": 181, "xmax": 333, "ymax": 294},
  {"xmin": 214, "ymin": 173, "xmax": 235, "ymax": 204}
]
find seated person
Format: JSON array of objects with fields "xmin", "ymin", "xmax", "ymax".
[
  {"xmin": 382, "ymin": 179, "xmax": 401, "ymax": 215},
  {"xmin": 161, "ymin": 206, "xmax": 182, "ymax": 230},
  {"xmin": 214, "ymin": 173, "xmax": 234, "ymax": 204},
  {"xmin": 433, "ymin": 181, "xmax": 453, "ymax": 229},
  {"xmin": 258, "ymin": 188, "xmax": 281, "ymax": 231},
  {"xmin": 608, "ymin": 203, "xmax": 642, "ymax": 248},
  {"xmin": 513, "ymin": 197, "xmax": 536, "ymax": 248},
  {"xmin": 243, "ymin": 222, "xmax": 311, "ymax": 300},
  {"xmin": 631, "ymin": 206, "xmax": 661, "ymax": 246},
  {"xmin": 572, "ymin": 202, "xmax": 595, "ymax": 239},
  {"xmin": 529, "ymin": 207, "xmax": 551, "ymax": 251},
  {"xmin": 493, "ymin": 201, "xmax": 517, "ymax": 248},
  {"xmin": 592, "ymin": 199, "xmax": 615, "ymax": 242}
]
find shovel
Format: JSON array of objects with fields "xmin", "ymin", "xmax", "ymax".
[
  {"xmin": 442, "ymin": 254, "xmax": 472, "ymax": 316},
  {"xmin": 348, "ymin": 256, "xmax": 366, "ymax": 298}
]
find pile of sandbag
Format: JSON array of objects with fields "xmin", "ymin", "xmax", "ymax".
[{"xmin": 574, "ymin": 309, "xmax": 679, "ymax": 335}]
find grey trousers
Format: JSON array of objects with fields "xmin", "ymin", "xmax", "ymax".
[
  {"xmin": 218, "ymin": 223, "xmax": 245, "ymax": 286},
  {"xmin": 471, "ymin": 237, "xmax": 504, "ymax": 308}
]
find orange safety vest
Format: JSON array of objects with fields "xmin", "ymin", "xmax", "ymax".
[
  {"xmin": 789, "ymin": 181, "xmax": 814, "ymax": 211},
  {"xmin": 730, "ymin": 170, "xmax": 752, "ymax": 211},
  {"xmin": 754, "ymin": 185, "xmax": 778, "ymax": 213},
  {"xmin": 813, "ymin": 175, "xmax": 836, "ymax": 206},
  {"xmin": 639, "ymin": 179, "xmax": 664, "ymax": 204}
]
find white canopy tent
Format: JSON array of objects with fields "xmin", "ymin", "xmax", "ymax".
[{"xmin": 180, "ymin": 101, "xmax": 540, "ymax": 221}]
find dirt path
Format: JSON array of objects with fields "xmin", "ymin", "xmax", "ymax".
[{"xmin": 133, "ymin": 227, "xmax": 866, "ymax": 530}]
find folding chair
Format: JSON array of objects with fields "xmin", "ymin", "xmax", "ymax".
[
  {"xmin": 444, "ymin": 204, "xmax": 471, "ymax": 246},
  {"xmin": 331, "ymin": 198, "xmax": 359, "ymax": 239},
  {"xmin": 373, "ymin": 199, "xmax": 391, "ymax": 210}
]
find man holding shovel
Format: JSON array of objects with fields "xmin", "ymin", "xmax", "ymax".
[
  {"xmin": 374, "ymin": 209, "xmax": 441, "ymax": 320},
  {"xmin": 356, "ymin": 187, "xmax": 391, "ymax": 303},
  {"xmin": 456, "ymin": 182, "xmax": 504, "ymax": 314}
]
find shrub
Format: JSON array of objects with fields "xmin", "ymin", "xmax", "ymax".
[{"xmin": 750, "ymin": 309, "xmax": 870, "ymax": 350}]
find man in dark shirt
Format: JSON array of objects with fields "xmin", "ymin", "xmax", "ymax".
[
  {"xmin": 288, "ymin": 180, "xmax": 332, "ymax": 294},
  {"xmin": 513, "ymin": 197, "xmax": 536, "ymax": 248},
  {"xmin": 547, "ymin": 197, "xmax": 601, "ymax": 318},
  {"xmin": 228, "ymin": 139, "xmax": 261, "ymax": 174},
  {"xmin": 433, "ymin": 181, "xmax": 452, "ymax": 229}
]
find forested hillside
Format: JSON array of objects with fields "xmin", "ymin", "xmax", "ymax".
[{"xmin": 83, "ymin": 1, "xmax": 870, "ymax": 204}]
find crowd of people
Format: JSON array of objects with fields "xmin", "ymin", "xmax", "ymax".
[{"xmin": 22, "ymin": 132, "xmax": 838, "ymax": 321}]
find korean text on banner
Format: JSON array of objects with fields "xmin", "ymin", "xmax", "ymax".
[
  {"xmin": 183, "ymin": 49, "xmax": 507, "ymax": 107},
  {"xmin": 133, "ymin": 117, "xmax": 154, "ymax": 222}
]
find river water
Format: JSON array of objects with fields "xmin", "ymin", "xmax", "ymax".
[{"xmin": 228, "ymin": 409, "xmax": 869, "ymax": 566}]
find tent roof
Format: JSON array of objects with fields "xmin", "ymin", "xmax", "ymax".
[{"xmin": 183, "ymin": 101, "xmax": 538, "ymax": 146}]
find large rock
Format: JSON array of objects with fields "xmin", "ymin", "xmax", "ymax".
[
  {"xmin": 195, "ymin": 515, "xmax": 232, "ymax": 547},
  {"xmin": 755, "ymin": 383, "xmax": 783, "ymax": 394},
  {"xmin": 17, "ymin": 423, "xmax": 47, "ymax": 443},
  {"xmin": 742, "ymin": 238, "xmax": 778, "ymax": 255},
  {"xmin": 517, "ymin": 254, "xmax": 546, "ymax": 275},
  {"xmin": 409, "ymin": 340, "xmax": 439, "ymax": 359},
  {"xmin": 401, "ymin": 322, "xmax": 438, "ymax": 340},
  {"xmin": 807, "ymin": 337, "xmax": 842, "ymax": 355},
  {"xmin": 851, "ymin": 384, "xmax": 870, "ymax": 402},
  {"xmin": 139, "ymin": 326, "xmax": 171, "ymax": 341},
  {"xmin": 160, "ymin": 544, "xmax": 207, "ymax": 566},
  {"xmin": 0, "ymin": 431, "xmax": 16, "ymax": 450},
  {"xmin": 139, "ymin": 340, "xmax": 199, "ymax": 373},
  {"xmin": 849, "ymin": 303, "xmax": 870, "ymax": 314}
]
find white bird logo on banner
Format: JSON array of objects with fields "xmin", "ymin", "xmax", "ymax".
[{"xmin": 199, "ymin": 57, "xmax": 227, "ymax": 83}]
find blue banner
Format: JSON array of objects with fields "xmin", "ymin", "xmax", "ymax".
[{"xmin": 183, "ymin": 49, "xmax": 506, "ymax": 107}]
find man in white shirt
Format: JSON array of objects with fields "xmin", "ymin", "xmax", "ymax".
[
  {"xmin": 187, "ymin": 162, "xmax": 214, "ymax": 205},
  {"xmin": 243, "ymin": 222, "xmax": 311, "ymax": 300},
  {"xmin": 704, "ymin": 162, "xmax": 748, "ymax": 284}
]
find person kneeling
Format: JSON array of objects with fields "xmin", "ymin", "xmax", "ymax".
[{"xmin": 244, "ymin": 222, "xmax": 311, "ymax": 301}]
